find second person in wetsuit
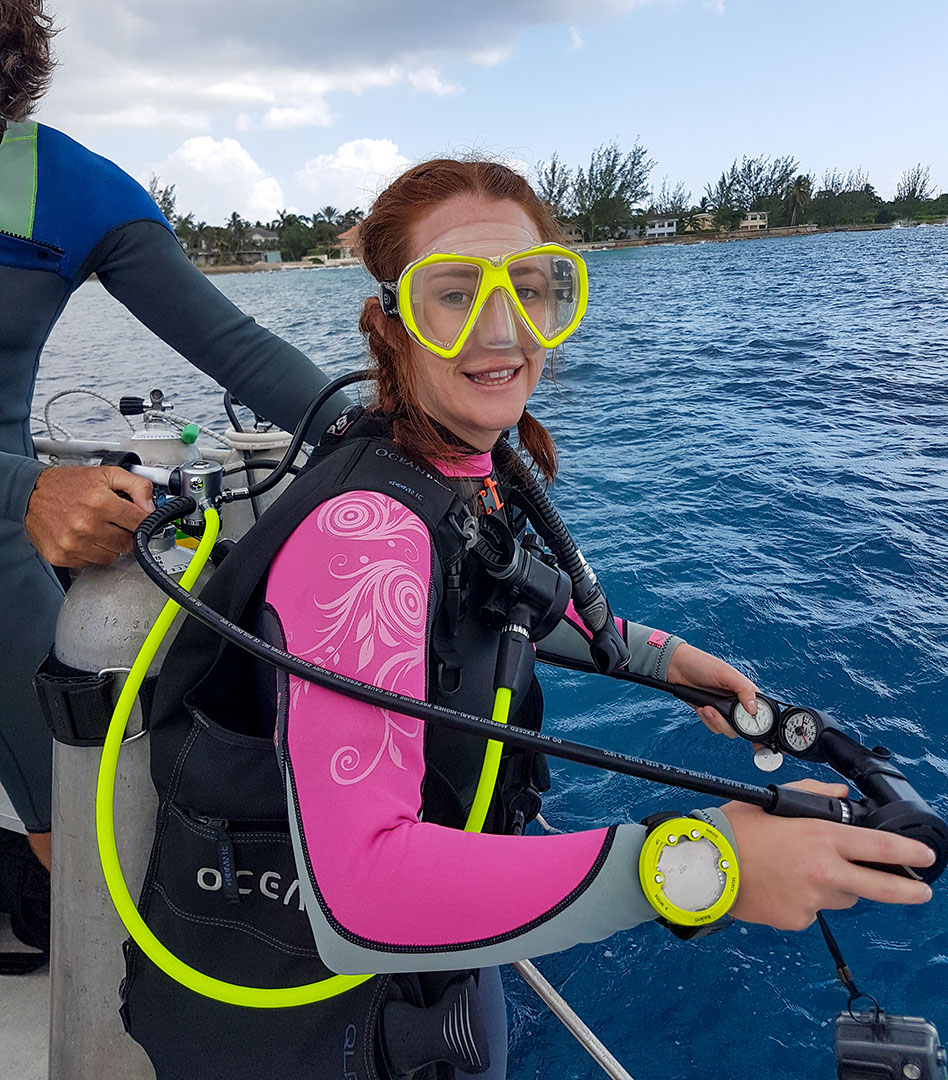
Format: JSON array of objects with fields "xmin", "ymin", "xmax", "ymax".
[{"xmin": 0, "ymin": 0, "xmax": 347, "ymax": 869}]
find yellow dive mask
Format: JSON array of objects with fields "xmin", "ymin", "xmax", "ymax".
[{"xmin": 379, "ymin": 244, "xmax": 589, "ymax": 359}]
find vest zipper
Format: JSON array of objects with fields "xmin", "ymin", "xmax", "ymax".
[{"xmin": 0, "ymin": 227, "xmax": 63, "ymax": 253}]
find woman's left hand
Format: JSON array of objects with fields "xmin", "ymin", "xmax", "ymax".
[{"xmin": 664, "ymin": 642, "xmax": 758, "ymax": 738}]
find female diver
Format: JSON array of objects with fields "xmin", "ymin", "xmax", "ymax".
[{"xmin": 130, "ymin": 159, "xmax": 933, "ymax": 1080}]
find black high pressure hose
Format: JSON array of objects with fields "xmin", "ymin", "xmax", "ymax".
[
  {"xmin": 135, "ymin": 496, "xmax": 781, "ymax": 810},
  {"xmin": 238, "ymin": 368, "xmax": 373, "ymax": 501},
  {"xmin": 132, "ymin": 501, "xmax": 948, "ymax": 879},
  {"xmin": 492, "ymin": 438, "xmax": 631, "ymax": 674}
]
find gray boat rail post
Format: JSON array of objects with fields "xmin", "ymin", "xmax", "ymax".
[{"xmin": 513, "ymin": 959, "xmax": 636, "ymax": 1080}]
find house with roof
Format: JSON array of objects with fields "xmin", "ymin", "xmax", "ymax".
[
  {"xmin": 739, "ymin": 210, "xmax": 768, "ymax": 230},
  {"xmin": 644, "ymin": 216, "xmax": 679, "ymax": 238},
  {"xmin": 336, "ymin": 225, "xmax": 360, "ymax": 258}
]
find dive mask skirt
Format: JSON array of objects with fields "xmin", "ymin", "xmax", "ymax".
[{"xmin": 379, "ymin": 244, "xmax": 589, "ymax": 359}]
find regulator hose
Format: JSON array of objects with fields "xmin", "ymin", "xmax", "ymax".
[
  {"xmin": 95, "ymin": 498, "xmax": 373, "ymax": 1007},
  {"xmin": 242, "ymin": 369, "xmax": 372, "ymax": 500},
  {"xmin": 492, "ymin": 438, "xmax": 630, "ymax": 674},
  {"xmin": 129, "ymin": 501, "xmax": 820, "ymax": 812}
]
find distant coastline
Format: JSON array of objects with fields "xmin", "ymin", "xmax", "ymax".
[
  {"xmin": 196, "ymin": 222, "xmax": 926, "ymax": 275},
  {"xmin": 575, "ymin": 221, "xmax": 899, "ymax": 253}
]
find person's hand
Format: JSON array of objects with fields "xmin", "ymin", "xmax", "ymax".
[
  {"xmin": 723, "ymin": 779, "xmax": 934, "ymax": 930},
  {"xmin": 24, "ymin": 465, "xmax": 154, "ymax": 568},
  {"xmin": 664, "ymin": 642, "xmax": 758, "ymax": 737}
]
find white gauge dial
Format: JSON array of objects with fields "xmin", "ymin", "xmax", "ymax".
[
  {"xmin": 731, "ymin": 697, "xmax": 775, "ymax": 738},
  {"xmin": 781, "ymin": 710, "xmax": 819, "ymax": 752}
]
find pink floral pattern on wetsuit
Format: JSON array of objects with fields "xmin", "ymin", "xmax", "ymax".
[
  {"xmin": 266, "ymin": 484, "xmax": 611, "ymax": 949},
  {"xmin": 279, "ymin": 491, "xmax": 429, "ymax": 786}
]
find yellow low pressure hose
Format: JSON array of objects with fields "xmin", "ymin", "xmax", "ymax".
[
  {"xmin": 95, "ymin": 506, "xmax": 372, "ymax": 1007},
  {"xmin": 464, "ymin": 687, "xmax": 512, "ymax": 833}
]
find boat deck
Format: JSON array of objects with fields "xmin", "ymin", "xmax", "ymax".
[{"xmin": 0, "ymin": 914, "xmax": 48, "ymax": 1080}]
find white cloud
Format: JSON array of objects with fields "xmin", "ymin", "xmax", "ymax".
[
  {"xmin": 702, "ymin": 0, "xmax": 725, "ymax": 13},
  {"xmin": 407, "ymin": 68, "xmax": 463, "ymax": 96},
  {"xmin": 569, "ymin": 26, "xmax": 584, "ymax": 50},
  {"xmin": 294, "ymin": 139, "xmax": 410, "ymax": 212},
  {"xmin": 262, "ymin": 102, "xmax": 335, "ymax": 129},
  {"xmin": 84, "ymin": 105, "xmax": 211, "ymax": 131},
  {"xmin": 46, "ymin": 0, "xmax": 657, "ymax": 136},
  {"xmin": 470, "ymin": 45, "xmax": 515, "ymax": 67},
  {"xmin": 157, "ymin": 137, "xmax": 286, "ymax": 223}
]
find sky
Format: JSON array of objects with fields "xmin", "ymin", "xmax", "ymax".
[{"xmin": 35, "ymin": 0, "xmax": 948, "ymax": 225}]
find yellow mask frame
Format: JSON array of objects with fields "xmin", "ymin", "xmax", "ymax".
[{"xmin": 379, "ymin": 243, "xmax": 589, "ymax": 359}]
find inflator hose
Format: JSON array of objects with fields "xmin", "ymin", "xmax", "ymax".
[
  {"xmin": 96, "ymin": 500, "xmax": 373, "ymax": 1006},
  {"xmin": 492, "ymin": 439, "xmax": 630, "ymax": 674}
]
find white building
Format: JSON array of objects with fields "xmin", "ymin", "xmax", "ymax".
[{"xmin": 644, "ymin": 216, "xmax": 678, "ymax": 238}]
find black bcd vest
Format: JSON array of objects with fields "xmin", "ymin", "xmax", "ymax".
[{"xmin": 122, "ymin": 418, "xmax": 549, "ymax": 1080}]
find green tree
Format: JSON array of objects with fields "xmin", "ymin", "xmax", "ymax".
[
  {"xmin": 535, "ymin": 152, "xmax": 573, "ymax": 220},
  {"xmin": 895, "ymin": 163, "xmax": 933, "ymax": 220},
  {"xmin": 678, "ymin": 207, "xmax": 701, "ymax": 234},
  {"xmin": 784, "ymin": 174, "xmax": 812, "ymax": 227},
  {"xmin": 337, "ymin": 207, "xmax": 364, "ymax": 232},
  {"xmin": 704, "ymin": 172, "xmax": 741, "ymax": 231},
  {"xmin": 224, "ymin": 211, "xmax": 250, "ymax": 262},
  {"xmin": 571, "ymin": 140, "xmax": 654, "ymax": 241},
  {"xmin": 649, "ymin": 176, "xmax": 691, "ymax": 216},
  {"xmin": 147, "ymin": 174, "xmax": 177, "ymax": 224}
]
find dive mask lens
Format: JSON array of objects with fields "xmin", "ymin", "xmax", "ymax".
[
  {"xmin": 407, "ymin": 258, "xmax": 485, "ymax": 356},
  {"xmin": 504, "ymin": 249, "xmax": 584, "ymax": 344}
]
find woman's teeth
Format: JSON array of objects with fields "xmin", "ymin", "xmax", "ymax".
[{"xmin": 467, "ymin": 368, "xmax": 517, "ymax": 385}]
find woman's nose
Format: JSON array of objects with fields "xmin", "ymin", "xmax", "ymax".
[{"xmin": 473, "ymin": 289, "xmax": 519, "ymax": 349}]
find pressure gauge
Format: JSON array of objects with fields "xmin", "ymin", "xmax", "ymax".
[
  {"xmin": 780, "ymin": 708, "xmax": 821, "ymax": 754},
  {"xmin": 731, "ymin": 696, "xmax": 777, "ymax": 739}
]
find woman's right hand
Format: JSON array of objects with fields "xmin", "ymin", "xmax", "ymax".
[{"xmin": 722, "ymin": 779, "xmax": 935, "ymax": 931}]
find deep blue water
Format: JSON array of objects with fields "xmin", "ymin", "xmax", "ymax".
[{"xmin": 38, "ymin": 226, "xmax": 948, "ymax": 1080}]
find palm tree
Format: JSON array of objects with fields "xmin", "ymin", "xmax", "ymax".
[
  {"xmin": 315, "ymin": 205, "xmax": 340, "ymax": 227},
  {"xmin": 225, "ymin": 212, "xmax": 250, "ymax": 262},
  {"xmin": 785, "ymin": 174, "xmax": 813, "ymax": 227}
]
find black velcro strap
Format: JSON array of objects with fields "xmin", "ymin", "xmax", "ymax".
[
  {"xmin": 33, "ymin": 654, "xmax": 158, "ymax": 746},
  {"xmin": 0, "ymin": 950, "xmax": 47, "ymax": 975}
]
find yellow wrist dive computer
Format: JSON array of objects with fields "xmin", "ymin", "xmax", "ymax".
[{"xmin": 639, "ymin": 812, "xmax": 739, "ymax": 940}]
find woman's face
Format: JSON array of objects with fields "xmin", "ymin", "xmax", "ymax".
[{"xmin": 401, "ymin": 194, "xmax": 547, "ymax": 452}]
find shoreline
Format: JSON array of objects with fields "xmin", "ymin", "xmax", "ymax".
[
  {"xmin": 575, "ymin": 221, "xmax": 896, "ymax": 252},
  {"xmin": 201, "ymin": 257, "xmax": 361, "ymax": 276},
  {"xmin": 195, "ymin": 223, "xmax": 907, "ymax": 275}
]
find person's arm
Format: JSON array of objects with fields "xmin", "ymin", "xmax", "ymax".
[
  {"xmin": 536, "ymin": 604, "xmax": 758, "ymax": 736},
  {"xmin": 267, "ymin": 492, "xmax": 934, "ymax": 975},
  {"xmin": 89, "ymin": 219, "xmax": 352, "ymax": 440},
  {"xmin": 267, "ymin": 490, "xmax": 660, "ymax": 974}
]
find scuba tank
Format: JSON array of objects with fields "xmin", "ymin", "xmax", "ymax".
[{"xmin": 34, "ymin": 394, "xmax": 218, "ymax": 1080}]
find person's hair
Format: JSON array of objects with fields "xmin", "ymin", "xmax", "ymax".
[
  {"xmin": 0, "ymin": 0, "xmax": 58, "ymax": 123},
  {"xmin": 357, "ymin": 158, "xmax": 562, "ymax": 481}
]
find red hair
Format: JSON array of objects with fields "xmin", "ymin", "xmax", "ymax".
[{"xmin": 357, "ymin": 158, "xmax": 561, "ymax": 481}]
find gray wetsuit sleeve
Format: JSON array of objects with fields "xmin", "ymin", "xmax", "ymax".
[
  {"xmin": 289, "ymin": 807, "xmax": 660, "ymax": 974},
  {"xmin": 293, "ymin": 805, "xmax": 739, "ymax": 975},
  {"xmin": 536, "ymin": 612, "xmax": 685, "ymax": 681},
  {"xmin": 90, "ymin": 220, "xmax": 352, "ymax": 441},
  {"xmin": 0, "ymin": 452, "xmax": 46, "ymax": 524}
]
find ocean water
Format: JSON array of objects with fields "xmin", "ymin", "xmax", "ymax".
[{"xmin": 36, "ymin": 226, "xmax": 948, "ymax": 1080}]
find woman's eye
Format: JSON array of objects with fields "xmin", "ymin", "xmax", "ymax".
[
  {"xmin": 440, "ymin": 290, "xmax": 471, "ymax": 306},
  {"xmin": 516, "ymin": 286, "xmax": 540, "ymax": 302}
]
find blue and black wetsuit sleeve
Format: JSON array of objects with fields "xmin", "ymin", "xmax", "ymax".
[{"xmin": 83, "ymin": 220, "xmax": 352, "ymax": 442}]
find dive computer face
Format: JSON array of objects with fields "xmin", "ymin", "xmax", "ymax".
[
  {"xmin": 731, "ymin": 697, "xmax": 776, "ymax": 739},
  {"xmin": 780, "ymin": 708, "xmax": 820, "ymax": 753}
]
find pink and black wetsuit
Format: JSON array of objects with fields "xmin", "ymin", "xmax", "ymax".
[{"xmin": 264, "ymin": 443, "xmax": 733, "ymax": 976}]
